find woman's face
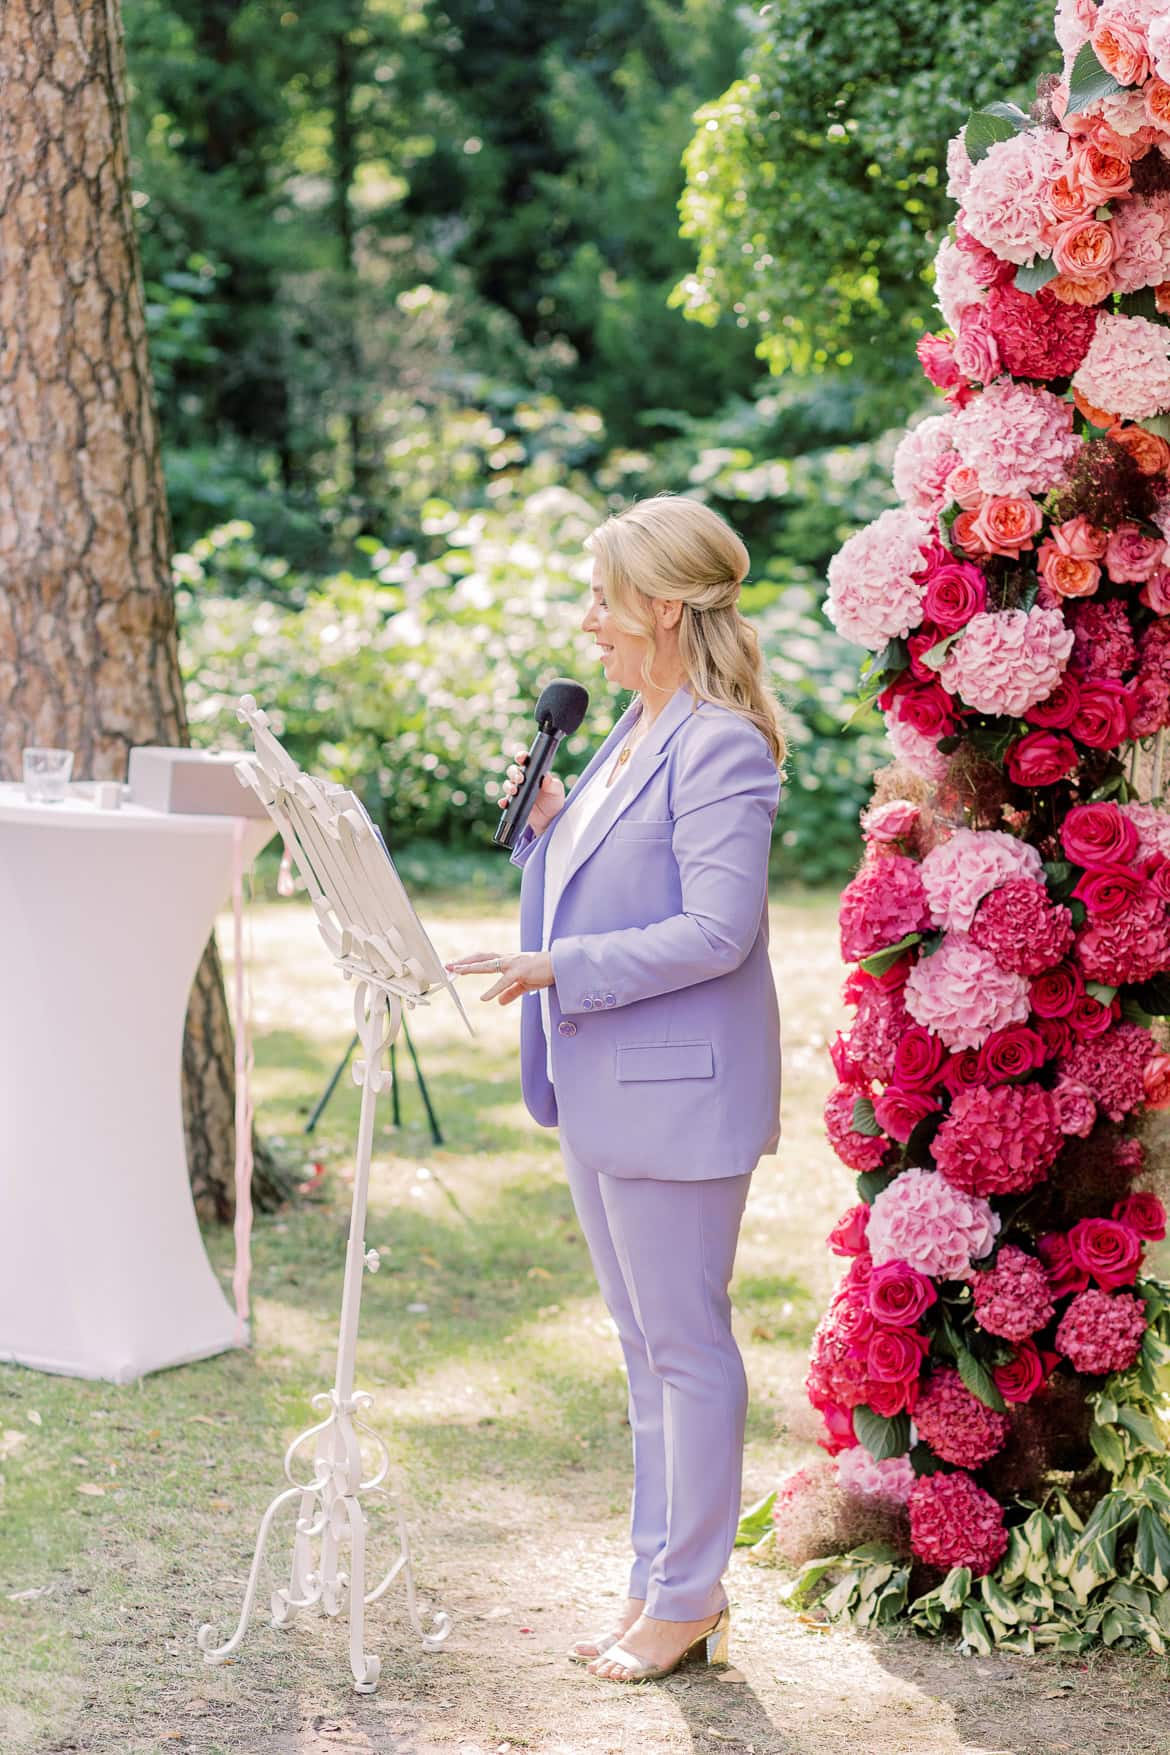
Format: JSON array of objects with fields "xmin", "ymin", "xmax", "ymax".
[{"xmin": 581, "ymin": 565, "xmax": 649, "ymax": 692}]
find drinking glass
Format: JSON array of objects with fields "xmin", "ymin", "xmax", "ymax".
[{"xmin": 22, "ymin": 747, "xmax": 74, "ymax": 803}]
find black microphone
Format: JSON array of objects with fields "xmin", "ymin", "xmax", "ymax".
[{"xmin": 493, "ymin": 677, "xmax": 589, "ymax": 850}]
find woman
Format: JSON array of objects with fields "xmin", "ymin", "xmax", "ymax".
[{"xmin": 446, "ymin": 493, "xmax": 784, "ymax": 1683}]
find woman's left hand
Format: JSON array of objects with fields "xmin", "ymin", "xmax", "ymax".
[{"xmin": 444, "ymin": 950, "xmax": 554, "ymax": 1005}]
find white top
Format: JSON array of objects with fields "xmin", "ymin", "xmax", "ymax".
[{"xmin": 539, "ymin": 740, "xmax": 639, "ymax": 1081}]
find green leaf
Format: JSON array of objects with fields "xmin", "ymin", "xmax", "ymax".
[
  {"xmin": 938, "ymin": 1565, "xmax": 973, "ymax": 1611},
  {"xmin": 1085, "ymin": 981, "xmax": 1118, "ymax": 1005},
  {"xmin": 1139, "ymin": 411, "xmax": 1170, "ymax": 438},
  {"xmin": 859, "ymin": 932, "xmax": 922, "ymax": 976},
  {"xmin": 1117, "ymin": 1406, "xmax": 1165, "ymax": 1454},
  {"xmin": 1130, "ymin": 973, "xmax": 1170, "ymax": 1016},
  {"xmin": 961, "ymin": 1601, "xmax": 993, "ymax": 1655},
  {"xmin": 957, "ymin": 1346, "xmax": 1008, "ymax": 1413},
  {"xmin": 853, "ymin": 1404, "xmax": 911, "ymax": 1462},
  {"xmin": 1135, "ymin": 1505, "xmax": 1170, "ymax": 1592},
  {"xmin": 964, "ymin": 109, "xmax": 1020, "ymax": 164},
  {"xmin": 1090, "ymin": 1419, "xmax": 1127, "ymax": 1475},
  {"xmin": 909, "ymin": 1442, "xmax": 947, "ymax": 1477},
  {"xmin": 1064, "ymin": 40, "xmax": 1123, "ymax": 119},
  {"xmin": 856, "ymin": 1165, "xmax": 894, "ymax": 1205},
  {"xmin": 919, "ymin": 629, "xmax": 966, "ymax": 670},
  {"xmin": 850, "ymin": 1096, "xmax": 883, "ymax": 1137},
  {"xmin": 1014, "ymin": 257, "xmax": 1059, "ymax": 295},
  {"xmin": 1118, "ymin": 288, "xmax": 1167, "ymax": 324},
  {"xmin": 982, "ymin": 1573, "xmax": 1021, "ymax": 1625},
  {"xmin": 1043, "ymin": 858, "xmax": 1077, "ymax": 899},
  {"xmin": 734, "ymin": 1489, "xmax": 776, "ymax": 1547}
]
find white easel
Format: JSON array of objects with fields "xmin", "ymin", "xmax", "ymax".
[{"xmin": 197, "ymin": 696, "xmax": 468, "ymax": 1689}]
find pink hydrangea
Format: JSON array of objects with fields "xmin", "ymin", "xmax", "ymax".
[
  {"xmin": 920, "ymin": 829, "xmax": 1044, "ymax": 933},
  {"xmin": 867, "ymin": 1167, "xmax": 999, "ymax": 1281},
  {"xmin": 835, "ymin": 1445, "xmax": 916, "ymax": 1505},
  {"xmin": 1055, "ymin": 1287, "xmax": 1147, "ymax": 1374},
  {"xmin": 933, "ymin": 236, "xmax": 991, "ymax": 333},
  {"xmin": 933, "ymin": 1083, "xmax": 1063, "ymax": 1197},
  {"xmin": 1073, "ymin": 313, "xmax": 1170, "ymax": 422},
  {"xmin": 961, "ymin": 127, "xmax": 1071, "ymax": 265},
  {"xmin": 972, "ymin": 1246, "xmax": 1056, "ymax": 1341},
  {"xmin": 913, "ymin": 1368, "xmax": 1012, "ymax": 1467},
  {"xmin": 905, "ymin": 934, "xmax": 1031, "ymax": 1051},
  {"xmin": 952, "ymin": 378, "xmax": 1080, "ymax": 497},
  {"xmin": 908, "ymin": 1471, "xmax": 1009, "ymax": 1575},
  {"xmin": 885, "ymin": 712, "xmax": 950, "ymax": 782},
  {"xmin": 1153, "ymin": 11, "xmax": 1170, "ymax": 80},
  {"xmin": 824, "ymin": 1083, "xmax": 888, "ymax": 1172},
  {"xmin": 1121, "ymin": 801, "xmax": 1170, "ymax": 861},
  {"xmin": 839, "ymin": 856, "xmax": 932, "ymax": 962},
  {"xmin": 969, "ymin": 878, "xmax": 1075, "ymax": 975},
  {"xmin": 1056, "ymin": 0, "xmax": 1099, "ymax": 59},
  {"xmin": 841, "ymin": 977, "xmax": 914, "ymax": 1083},
  {"xmin": 1059, "ymin": 1022, "xmax": 1160, "ymax": 1121},
  {"xmin": 826, "ymin": 507, "xmax": 933, "ymax": 651},
  {"xmin": 1110, "ymin": 193, "xmax": 1170, "ymax": 294},
  {"xmin": 1075, "ymin": 890, "xmax": 1170, "ymax": 985},
  {"xmin": 893, "ymin": 414, "xmax": 961, "ymax": 520},
  {"xmin": 938, "ymin": 607, "xmax": 1075, "ymax": 718}
]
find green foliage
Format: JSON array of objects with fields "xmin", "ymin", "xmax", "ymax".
[{"xmin": 673, "ymin": 0, "xmax": 1053, "ymax": 396}]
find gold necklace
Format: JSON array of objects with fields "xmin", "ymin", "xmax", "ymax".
[{"xmin": 606, "ymin": 718, "xmax": 648, "ymax": 786}]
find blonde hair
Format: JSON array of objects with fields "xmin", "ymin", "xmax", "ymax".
[{"xmin": 585, "ymin": 493, "xmax": 787, "ymax": 770}]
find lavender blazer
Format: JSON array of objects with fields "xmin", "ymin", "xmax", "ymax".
[{"xmin": 509, "ymin": 683, "xmax": 782, "ymax": 1180}]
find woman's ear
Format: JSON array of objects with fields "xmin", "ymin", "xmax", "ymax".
[{"xmin": 655, "ymin": 596, "xmax": 684, "ymax": 632}]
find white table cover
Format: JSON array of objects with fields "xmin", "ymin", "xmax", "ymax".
[{"xmin": 0, "ymin": 783, "xmax": 273, "ymax": 1383}]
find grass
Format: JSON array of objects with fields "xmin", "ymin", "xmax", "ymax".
[{"xmin": 3, "ymin": 880, "xmax": 1170, "ymax": 1755}]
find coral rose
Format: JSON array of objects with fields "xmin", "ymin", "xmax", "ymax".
[
  {"xmin": 1107, "ymin": 423, "xmax": 1170, "ymax": 475},
  {"xmin": 1072, "ymin": 143, "xmax": 1133, "ymax": 206},
  {"xmin": 970, "ymin": 495, "xmax": 1043, "ymax": 556},
  {"xmin": 1052, "ymin": 217, "xmax": 1116, "ymax": 280},
  {"xmin": 1038, "ymin": 540, "xmax": 1101, "ymax": 597},
  {"xmin": 1093, "ymin": 17, "xmax": 1151, "ymax": 86}
]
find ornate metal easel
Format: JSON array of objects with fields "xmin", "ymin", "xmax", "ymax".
[{"xmin": 197, "ymin": 696, "xmax": 467, "ymax": 1690}]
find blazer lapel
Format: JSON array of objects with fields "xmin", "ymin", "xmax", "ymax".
[{"xmin": 552, "ymin": 683, "xmax": 698, "ymax": 902}]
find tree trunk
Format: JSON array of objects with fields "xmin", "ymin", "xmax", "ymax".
[{"xmin": 0, "ymin": 0, "xmax": 288, "ymax": 1221}]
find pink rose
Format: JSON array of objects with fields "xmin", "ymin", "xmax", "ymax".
[
  {"xmin": 1105, "ymin": 522, "xmax": 1165, "ymax": 584},
  {"xmin": 868, "ymin": 1375, "xmax": 921, "ymax": 1418},
  {"xmin": 867, "ymin": 1262, "xmax": 938, "ymax": 1329},
  {"xmin": 1073, "ymin": 864, "xmax": 1148, "ymax": 918},
  {"xmin": 1141, "ymin": 566, "xmax": 1170, "ymax": 614},
  {"xmin": 1143, "ymin": 1052, "xmax": 1170, "ymax": 1108},
  {"xmin": 1053, "ymin": 516, "xmax": 1108, "ymax": 561},
  {"xmin": 1052, "ymin": 216, "xmax": 1116, "ymax": 280},
  {"xmin": 1060, "ymin": 801, "xmax": 1140, "ymax": 868},
  {"xmin": 1093, "ymin": 16, "xmax": 1151, "ymax": 85},
  {"xmin": 1070, "ymin": 679, "xmax": 1134, "ymax": 749},
  {"xmin": 862, "ymin": 799, "xmax": 921, "ymax": 846},
  {"xmin": 893, "ymin": 1026, "xmax": 947, "ymax": 1091},
  {"xmin": 992, "ymin": 1340, "xmax": 1056, "ymax": 1405},
  {"xmin": 953, "ymin": 306, "xmax": 1001, "ymax": 385},
  {"xmin": 917, "ymin": 332, "xmax": 964, "ymax": 393},
  {"xmin": 1070, "ymin": 993, "xmax": 1119, "ymax": 1038},
  {"xmin": 873, "ymin": 1086, "xmax": 940, "ymax": 1144},
  {"xmin": 887, "ymin": 681, "xmax": 957, "ymax": 740},
  {"xmin": 817, "ymin": 1401, "xmax": 857, "ymax": 1456},
  {"xmin": 1006, "ymin": 731, "xmax": 1079, "ymax": 787},
  {"xmin": 946, "ymin": 464, "xmax": 984, "ymax": 511},
  {"xmin": 1068, "ymin": 1216, "xmax": 1144, "ymax": 1290},
  {"xmin": 1071, "ymin": 143, "xmax": 1133, "ymax": 207},
  {"xmin": 970, "ymin": 495, "xmax": 1043, "ymax": 557},
  {"xmin": 828, "ymin": 1203, "xmax": 871, "ymax": 1257},
  {"xmin": 866, "ymin": 1327, "xmax": 930, "ymax": 1386},
  {"xmin": 922, "ymin": 561, "xmax": 987, "ymax": 632}
]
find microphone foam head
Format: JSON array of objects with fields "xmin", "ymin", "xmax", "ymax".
[{"xmin": 536, "ymin": 677, "xmax": 590, "ymax": 736}]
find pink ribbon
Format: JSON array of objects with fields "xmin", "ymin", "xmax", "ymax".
[{"xmin": 230, "ymin": 818, "xmax": 255, "ymax": 1337}]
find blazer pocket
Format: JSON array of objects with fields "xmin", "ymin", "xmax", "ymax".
[
  {"xmin": 613, "ymin": 818, "xmax": 673, "ymax": 841},
  {"xmin": 615, "ymin": 1040, "xmax": 715, "ymax": 1082}
]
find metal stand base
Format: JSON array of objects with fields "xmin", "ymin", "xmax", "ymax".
[{"xmin": 197, "ymin": 983, "xmax": 452, "ymax": 1688}]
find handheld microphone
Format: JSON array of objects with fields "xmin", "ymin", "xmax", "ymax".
[{"xmin": 493, "ymin": 677, "xmax": 589, "ymax": 850}]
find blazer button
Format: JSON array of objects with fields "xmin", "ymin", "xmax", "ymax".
[
  {"xmin": 582, "ymin": 997, "xmax": 594, "ymax": 1011},
  {"xmin": 603, "ymin": 993, "xmax": 616, "ymax": 1008},
  {"xmin": 558, "ymin": 1020, "xmax": 577, "ymax": 1037}
]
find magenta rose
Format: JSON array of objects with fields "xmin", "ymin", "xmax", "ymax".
[
  {"xmin": 1026, "ymin": 674, "xmax": 1082, "ymax": 729},
  {"xmin": 1037, "ymin": 1231, "xmax": 1091, "ymax": 1298},
  {"xmin": 883, "ymin": 680, "xmax": 957, "ymax": 739},
  {"xmin": 1147, "ymin": 854, "xmax": 1170, "ymax": 904},
  {"xmin": 1069, "ymin": 993, "xmax": 1119, "ymax": 1038},
  {"xmin": 1007, "ymin": 731, "xmax": 1079, "ymax": 787},
  {"xmin": 922, "ymin": 560, "xmax": 988, "ymax": 632},
  {"xmin": 1030, "ymin": 962, "xmax": 1083, "ymax": 1017},
  {"xmin": 1060, "ymin": 801, "xmax": 1140, "ymax": 868},
  {"xmin": 1113, "ymin": 1193, "xmax": 1167, "ymax": 1241},
  {"xmin": 1071, "ymin": 679, "xmax": 1134, "ymax": 749},
  {"xmin": 1073, "ymin": 865, "xmax": 1149, "ymax": 919},
  {"xmin": 939, "ymin": 1048, "xmax": 984, "ymax": 1096},
  {"xmin": 832, "ymin": 1297, "xmax": 876, "ymax": 1348},
  {"xmin": 818, "ymin": 1401, "xmax": 857, "ymax": 1455},
  {"xmin": 979, "ymin": 1025, "xmax": 1048, "ymax": 1083},
  {"xmin": 873, "ymin": 1086, "xmax": 940, "ymax": 1143},
  {"xmin": 1068, "ymin": 1216, "xmax": 1144, "ymax": 1289},
  {"xmin": 992, "ymin": 1340, "xmax": 1054, "ymax": 1405},
  {"xmin": 893, "ymin": 1026, "xmax": 947, "ymax": 1091},
  {"xmin": 867, "ymin": 1261, "xmax": 938, "ymax": 1328},
  {"xmin": 827, "ymin": 1202, "xmax": 871, "ymax": 1257},
  {"xmin": 868, "ymin": 1375, "xmax": 921, "ymax": 1417},
  {"xmin": 1035, "ymin": 1015, "xmax": 1073, "ymax": 1059},
  {"xmin": 917, "ymin": 331, "xmax": 963, "ymax": 393}
]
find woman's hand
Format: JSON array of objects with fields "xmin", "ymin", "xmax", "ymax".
[
  {"xmin": 445, "ymin": 950, "xmax": 555, "ymax": 1005},
  {"xmin": 498, "ymin": 746, "xmax": 566, "ymax": 837}
]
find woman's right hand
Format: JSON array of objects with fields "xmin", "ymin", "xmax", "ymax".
[{"xmin": 499, "ymin": 746, "xmax": 567, "ymax": 836}]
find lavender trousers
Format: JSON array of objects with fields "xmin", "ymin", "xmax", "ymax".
[{"xmin": 561, "ymin": 1138, "xmax": 752, "ymax": 1621}]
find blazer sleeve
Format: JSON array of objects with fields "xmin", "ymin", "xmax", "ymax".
[
  {"xmin": 550, "ymin": 717, "xmax": 779, "ymax": 1014},
  {"xmin": 509, "ymin": 821, "xmax": 541, "ymax": 868}
]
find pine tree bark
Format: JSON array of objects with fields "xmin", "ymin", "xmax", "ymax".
[{"xmin": 0, "ymin": 0, "xmax": 287, "ymax": 1221}]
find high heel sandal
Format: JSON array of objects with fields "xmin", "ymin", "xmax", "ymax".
[
  {"xmin": 565, "ymin": 1629, "xmax": 621, "ymax": 1665},
  {"xmin": 585, "ymin": 1607, "xmax": 730, "ymax": 1683}
]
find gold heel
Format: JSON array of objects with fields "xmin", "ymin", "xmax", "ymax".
[
  {"xmin": 586, "ymin": 1608, "xmax": 730, "ymax": 1683},
  {"xmin": 704, "ymin": 1608, "xmax": 731, "ymax": 1667}
]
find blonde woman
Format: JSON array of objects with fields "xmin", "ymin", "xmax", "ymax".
[{"xmin": 447, "ymin": 494, "xmax": 784, "ymax": 1682}]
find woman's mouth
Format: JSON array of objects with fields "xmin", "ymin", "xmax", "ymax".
[{"xmin": 597, "ymin": 643, "xmax": 614, "ymax": 659}]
